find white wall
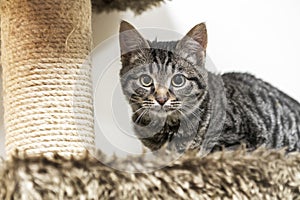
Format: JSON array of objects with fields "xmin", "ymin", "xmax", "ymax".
[{"xmin": 1, "ymin": 0, "xmax": 300, "ymax": 157}]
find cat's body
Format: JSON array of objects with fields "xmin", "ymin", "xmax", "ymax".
[
  {"xmin": 119, "ymin": 21, "xmax": 300, "ymax": 153},
  {"xmin": 220, "ymin": 72, "xmax": 300, "ymax": 152}
]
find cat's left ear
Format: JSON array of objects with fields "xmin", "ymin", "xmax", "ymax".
[
  {"xmin": 176, "ymin": 23, "xmax": 207, "ymax": 66},
  {"xmin": 119, "ymin": 20, "xmax": 150, "ymax": 55}
]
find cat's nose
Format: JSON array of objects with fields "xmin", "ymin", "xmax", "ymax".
[
  {"xmin": 155, "ymin": 96, "xmax": 168, "ymax": 105},
  {"xmin": 155, "ymin": 86, "xmax": 169, "ymax": 105}
]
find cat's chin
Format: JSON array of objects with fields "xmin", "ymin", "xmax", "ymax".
[
  {"xmin": 150, "ymin": 109, "xmax": 167, "ymax": 118},
  {"xmin": 150, "ymin": 106, "xmax": 177, "ymax": 117}
]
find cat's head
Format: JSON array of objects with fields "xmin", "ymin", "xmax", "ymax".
[{"xmin": 119, "ymin": 20, "xmax": 209, "ymax": 129}]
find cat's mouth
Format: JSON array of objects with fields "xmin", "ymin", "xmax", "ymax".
[
  {"xmin": 151, "ymin": 104, "xmax": 177, "ymax": 112},
  {"xmin": 131, "ymin": 99, "xmax": 181, "ymax": 124}
]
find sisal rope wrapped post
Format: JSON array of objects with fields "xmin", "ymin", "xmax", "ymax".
[{"xmin": 1, "ymin": 0, "xmax": 94, "ymax": 157}]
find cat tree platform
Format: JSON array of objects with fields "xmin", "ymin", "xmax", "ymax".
[{"xmin": 1, "ymin": 149, "xmax": 299, "ymax": 199}]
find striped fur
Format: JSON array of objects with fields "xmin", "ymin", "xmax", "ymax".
[
  {"xmin": 119, "ymin": 21, "xmax": 300, "ymax": 153},
  {"xmin": 219, "ymin": 73, "xmax": 300, "ymax": 152}
]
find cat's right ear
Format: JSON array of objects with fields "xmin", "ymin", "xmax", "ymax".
[
  {"xmin": 119, "ymin": 20, "xmax": 150, "ymax": 55},
  {"xmin": 176, "ymin": 23, "xmax": 207, "ymax": 66}
]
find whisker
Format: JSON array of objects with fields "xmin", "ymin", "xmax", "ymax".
[
  {"xmin": 170, "ymin": 101, "xmax": 182, "ymax": 110},
  {"xmin": 135, "ymin": 109, "xmax": 149, "ymax": 124},
  {"xmin": 180, "ymin": 107, "xmax": 203, "ymax": 122},
  {"xmin": 132, "ymin": 107, "xmax": 144, "ymax": 115},
  {"xmin": 134, "ymin": 110, "xmax": 146, "ymax": 124},
  {"xmin": 177, "ymin": 109, "xmax": 198, "ymax": 134},
  {"xmin": 129, "ymin": 102, "xmax": 141, "ymax": 106},
  {"xmin": 142, "ymin": 100, "xmax": 154, "ymax": 108},
  {"xmin": 129, "ymin": 98, "xmax": 140, "ymax": 104},
  {"xmin": 142, "ymin": 102, "xmax": 154, "ymax": 104},
  {"xmin": 142, "ymin": 103, "xmax": 154, "ymax": 105}
]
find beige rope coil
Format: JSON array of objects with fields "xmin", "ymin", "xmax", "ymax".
[{"xmin": 1, "ymin": 0, "xmax": 94, "ymax": 157}]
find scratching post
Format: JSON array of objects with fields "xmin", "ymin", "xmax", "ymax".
[{"xmin": 1, "ymin": 0, "xmax": 94, "ymax": 156}]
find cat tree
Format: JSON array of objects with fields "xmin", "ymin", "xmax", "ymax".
[{"xmin": 0, "ymin": 0, "xmax": 299, "ymax": 199}]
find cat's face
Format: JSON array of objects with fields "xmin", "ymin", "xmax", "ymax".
[{"xmin": 119, "ymin": 21, "xmax": 208, "ymax": 128}]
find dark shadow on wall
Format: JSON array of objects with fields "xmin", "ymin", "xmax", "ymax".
[
  {"xmin": 91, "ymin": 5, "xmax": 177, "ymax": 47},
  {"xmin": 92, "ymin": 11, "xmax": 122, "ymax": 47}
]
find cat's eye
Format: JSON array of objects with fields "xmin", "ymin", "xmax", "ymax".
[
  {"xmin": 140, "ymin": 74, "xmax": 153, "ymax": 87},
  {"xmin": 171, "ymin": 74, "xmax": 186, "ymax": 87}
]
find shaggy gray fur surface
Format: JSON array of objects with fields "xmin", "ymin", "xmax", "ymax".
[
  {"xmin": 0, "ymin": 149, "xmax": 299, "ymax": 199},
  {"xmin": 91, "ymin": 0, "xmax": 166, "ymax": 14}
]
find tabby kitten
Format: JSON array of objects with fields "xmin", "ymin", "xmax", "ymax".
[{"xmin": 119, "ymin": 20, "xmax": 300, "ymax": 153}]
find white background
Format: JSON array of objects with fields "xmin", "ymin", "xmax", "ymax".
[{"xmin": 1, "ymin": 0, "xmax": 300, "ymax": 157}]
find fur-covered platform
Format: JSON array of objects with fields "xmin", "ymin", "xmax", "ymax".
[
  {"xmin": 91, "ymin": 0, "xmax": 165, "ymax": 14},
  {"xmin": 0, "ymin": 148, "xmax": 299, "ymax": 199}
]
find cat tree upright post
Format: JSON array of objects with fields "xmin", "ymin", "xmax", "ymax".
[{"xmin": 1, "ymin": 0, "xmax": 94, "ymax": 156}]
